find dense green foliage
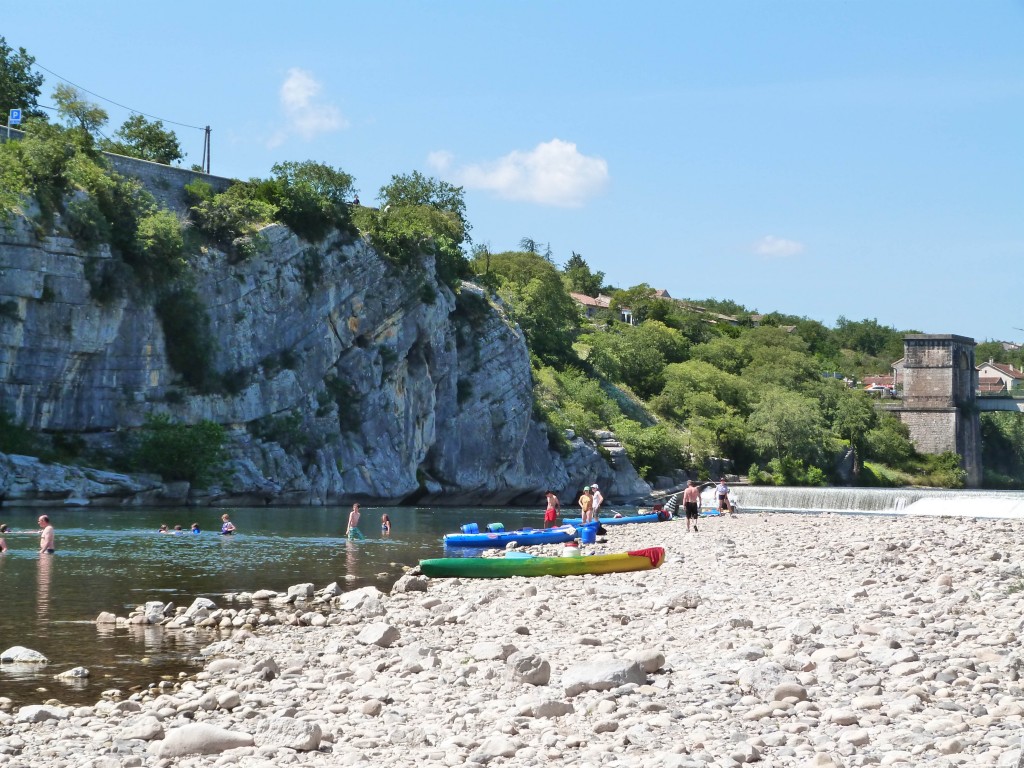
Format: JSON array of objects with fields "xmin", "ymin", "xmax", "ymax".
[
  {"xmin": 465, "ymin": 242, "xmax": 982, "ymax": 487},
  {"xmin": 353, "ymin": 171, "xmax": 471, "ymax": 288},
  {"xmin": 128, "ymin": 414, "xmax": 227, "ymax": 487},
  {"xmin": 981, "ymin": 412, "xmax": 1024, "ymax": 487},
  {"xmin": 0, "ymin": 37, "xmax": 46, "ymax": 120},
  {"xmin": 100, "ymin": 115, "xmax": 183, "ymax": 165}
]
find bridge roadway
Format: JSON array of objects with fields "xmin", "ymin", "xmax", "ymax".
[{"xmin": 976, "ymin": 395, "xmax": 1024, "ymax": 412}]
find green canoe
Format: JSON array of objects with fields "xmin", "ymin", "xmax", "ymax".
[{"xmin": 418, "ymin": 547, "xmax": 665, "ymax": 578}]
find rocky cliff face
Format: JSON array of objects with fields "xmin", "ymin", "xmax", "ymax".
[{"xmin": 0, "ymin": 202, "xmax": 650, "ymax": 507}]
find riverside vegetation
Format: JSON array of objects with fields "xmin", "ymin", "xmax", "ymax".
[{"xmin": 1, "ymin": 38, "xmax": 1022, "ymax": 495}]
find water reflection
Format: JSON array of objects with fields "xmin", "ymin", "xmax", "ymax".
[{"xmin": 36, "ymin": 552, "xmax": 52, "ymax": 628}]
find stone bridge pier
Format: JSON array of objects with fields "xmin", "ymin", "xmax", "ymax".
[{"xmin": 892, "ymin": 334, "xmax": 981, "ymax": 487}]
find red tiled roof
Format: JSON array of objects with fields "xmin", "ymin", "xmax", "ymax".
[
  {"xmin": 863, "ymin": 375, "xmax": 894, "ymax": 387},
  {"xmin": 978, "ymin": 362, "xmax": 1024, "ymax": 379},
  {"xmin": 570, "ymin": 292, "xmax": 611, "ymax": 309},
  {"xmin": 978, "ymin": 376, "xmax": 1007, "ymax": 393}
]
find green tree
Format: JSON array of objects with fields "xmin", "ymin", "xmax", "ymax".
[
  {"xmin": 0, "ymin": 37, "xmax": 45, "ymax": 119},
  {"xmin": 747, "ymin": 387, "xmax": 825, "ymax": 462},
  {"xmin": 480, "ymin": 250, "xmax": 580, "ymax": 360},
  {"xmin": 863, "ymin": 413, "xmax": 914, "ymax": 467},
  {"xmin": 833, "ymin": 316, "xmax": 905, "ymax": 359},
  {"xmin": 562, "ymin": 251, "xmax": 604, "ymax": 297},
  {"xmin": 131, "ymin": 413, "xmax": 227, "ymax": 487},
  {"xmin": 379, "ymin": 170, "xmax": 468, "ymax": 232},
  {"xmin": 52, "ymin": 84, "xmax": 108, "ymax": 136},
  {"xmin": 831, "ymin": 388, "xmax": 877, "ymax": 475},
  {"xmin": 100, "ymin": 115, "xmax": 183, "ymax": 165},
  {"xmin": 267, "ymin": 160, "xmax": 355, "ymax": 242}
]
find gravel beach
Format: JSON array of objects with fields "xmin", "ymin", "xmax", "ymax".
[{"xmin": 2, "ymin": 511, "xmax": 1023, "ymax": 767}]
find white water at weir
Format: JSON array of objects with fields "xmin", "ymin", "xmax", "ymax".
[{"xmin": 729, "ymin": 486, "xmax": 1024, "ymax": 519}]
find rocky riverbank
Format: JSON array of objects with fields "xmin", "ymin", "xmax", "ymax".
[{"xmin": 2, "ymin": 512, "xmax": 1023, "ymax": 767}]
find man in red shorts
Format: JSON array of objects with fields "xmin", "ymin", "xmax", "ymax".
[{"xmin": 543, "ymin": 490, "xmax": 560, "ymax": 528}]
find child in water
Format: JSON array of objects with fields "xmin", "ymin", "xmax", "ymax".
[
  {"xmin": 381, "ymin": 513, "xmax": 391, "ymax": 536},
  {"xmin": 220, "ymin": 514, "xmax": 237, "ymax": 535},
  {"xmin": 158, "ymin": 523, "xmax": 169, "ymax": 534},
  {"xmin": 191, "ymin": 522, "xmax": 201, "ymax": 534},
  {"xmin": 0, "ymin": 523, "xmax": 7, "ymax": 552}
]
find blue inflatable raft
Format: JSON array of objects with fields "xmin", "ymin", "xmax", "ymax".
[
  {"xmin": 443, "ymin": 524, "xmax": 577, "ymax": 549},
  {"xmin": 563, "ymin": 511, "xmax": 668, "ymax": 526}
]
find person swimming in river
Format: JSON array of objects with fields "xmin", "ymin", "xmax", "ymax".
[
  {"xmin": 347, "ymin": 503, "xmax": 364, "ymax": 540},
  {"xmin": 220, "ymin": 514, "xmax": 236, "ymax": 535},
  {"xmin": 158, "ymin": 523, "xmax": 169, "ymax": 534},
  {"xmin": 191, "ymin": 522, "xmax": 201, "ymax": 534},
  {"xmin": 0, "ymin": 523, "xmax": 8, "ymax": 553},
  {"xmin": 381, "ymin": 513, "xmax": 391, "ymax": 536}
]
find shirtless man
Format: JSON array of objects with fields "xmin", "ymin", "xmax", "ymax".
[
  {"xmin": 38, "ymin": 515, "xmax": 55, "ymax": 554},
  {"xmin": 682, "ymin": 480, "xmax": 702, "ymax": 533},
  {"xmin": 543, "ymin": 491, "xmax": 560, "ymax": 529},
  {"xmin": 347, "ymin": 503, "xmax": 364, "ymax": 540}
]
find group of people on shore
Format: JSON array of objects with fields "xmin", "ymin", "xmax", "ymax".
[
  {"xmin": 540, "ymin": 477, "xmax": 735, "ymax": 531},
  {"xmin": 0, "ymin": 515, "xmax": 56, "ymax": 555}
]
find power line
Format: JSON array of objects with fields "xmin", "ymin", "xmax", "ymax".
[{"xmin": 33, "ymin": 62, "xmax": 206, "ymax": 132}]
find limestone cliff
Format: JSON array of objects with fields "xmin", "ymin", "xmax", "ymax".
[{"xmin": 0, "ymin": 200, "xmax": 650, "ymax": 507}]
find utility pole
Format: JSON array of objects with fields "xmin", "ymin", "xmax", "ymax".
[{"xmin": 201, "ymin": 126, "xmax": 211, "ymax": 174}]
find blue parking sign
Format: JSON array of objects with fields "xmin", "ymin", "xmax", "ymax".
[{"xmin": 9, "ymin": 109, "xmax": 21, "ymax": 125}]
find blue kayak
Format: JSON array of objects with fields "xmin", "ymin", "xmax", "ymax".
[
  {"xmin": 563, "ymin": 512, "xmax": 668, "ymax": 526},
  {"xmin": 443, "ymin": 524, "xmax": 577, "ymax": 548}
]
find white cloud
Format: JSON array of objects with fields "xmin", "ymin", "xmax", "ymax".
[
  {"xmin": 268, "ymin": 68, "xmax": 347, "ymax": 147},
  {"xmin": 426, "ymin": 150, "xmax": 454, "ymax": 172},
  {"xmin": 754, "ymin": 235, "xmax": 805, "ymax": 258},
  {"xmin": 438, "ymin": 139, "xmax": 608, "ymax": 208}
]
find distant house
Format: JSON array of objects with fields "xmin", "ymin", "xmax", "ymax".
[
  {"xmin": 1000, "ymin": 341, "xmax": 1022, "ymax": 352},
  {"xmin": 891, "ymin": 357, "xmax": 905, "ymax": 390},
  {"xmin": 653, "ymin": 288, "xmax": 672, "ymax": 300},
  {"xmin": 570, "ymin": 293, "xmax": 634, "ymax": 325},
  {"xmin": 976, "ymin": 360, "xmax": 1024, "ymax": 392}
]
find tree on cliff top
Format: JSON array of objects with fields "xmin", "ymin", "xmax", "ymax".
[
  {"xmin": 0, "ymin": 37, "xmax": 46, "ymax": 120},
  {"xmin": 100, "ymin": 115, "xmax": 184, "ymax": 165},
  {"xmin": 52, "ymin": 84, "xmax": 108, "ymax": 137}
]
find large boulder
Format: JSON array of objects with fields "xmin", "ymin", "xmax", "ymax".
[{"xmin": 148, "ymin": 723, "xmax": 254, "ymax": 757}]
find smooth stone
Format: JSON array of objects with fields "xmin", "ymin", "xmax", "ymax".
[{"xmin": 149, "ymin": 723, "xmax": 255, "ymax": 757}]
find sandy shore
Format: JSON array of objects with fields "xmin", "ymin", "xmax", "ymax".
[{"xmin": 1, "ymin": 511, "xmax": 1023, "ymax": 767}]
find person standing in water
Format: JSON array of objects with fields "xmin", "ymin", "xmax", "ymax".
[
  {"xmin": 543, "ymin": 490, "xmax": 560, "ymax": 528},
  {"xmin": 220, "ymin": 514, "xmax": 237, "ymax": 535},
  {"xmin": 0, "ymin": 523, "xmax": 8, "ymax": 553},
  {"xmin": 381, "ymin": 513, "xmax": 391, "ymax": 536},
  {"xmin": 38, "ymin": 515, "xmax": 55, "ymax": 554},
  {"xmin": 347, "ymin": 503, "xmax": 364, "ymax": 540}
]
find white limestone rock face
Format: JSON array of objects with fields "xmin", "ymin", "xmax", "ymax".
[{"xmin": 0, "ymin": 206, "xmax": 652, "ymax": 507}]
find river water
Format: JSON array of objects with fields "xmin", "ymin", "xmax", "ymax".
[
  {"xmin": 4, "ymin": 489, "xmax": 1023, "ymax": 709},
  {"xmin": 0, "ymin": 505, "xmax": 544, "ymax": 708}
]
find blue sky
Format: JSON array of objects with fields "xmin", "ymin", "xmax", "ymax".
[{"xmin": 5, "ymin": 1, "xmax": 1023, "ymax": 343}]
